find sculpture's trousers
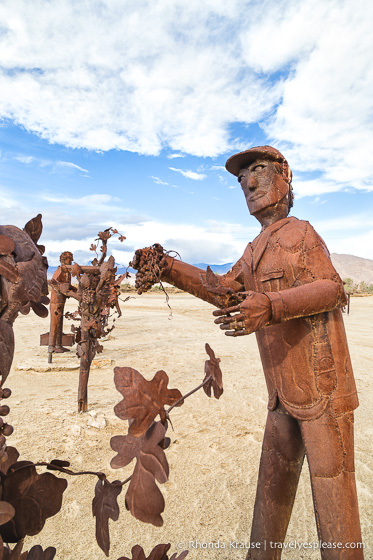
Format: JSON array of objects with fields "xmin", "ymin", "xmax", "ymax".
[
  {"xmin": 48, "ymin": 291, "xmax": 66, "ymax": 351},
  {"xmin": 246, "ymin": 405, "xmax": 364, "ymax": 560}
]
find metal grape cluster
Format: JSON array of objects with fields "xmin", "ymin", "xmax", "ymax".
[{"xmin": 129, "ymin": 244, "xmax": 169, "ymax": 295}]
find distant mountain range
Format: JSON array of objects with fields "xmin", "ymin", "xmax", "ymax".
[
  {"xmin": 47, "ymin": 253, "xmax": 373, "ymax": 285},
  {"xmin": 196, "ymin": 254, "xmax": 373, "ymax": 284},
  {"xmin": 329, "ymin": 254, "xmax": 373, "ymax": 284}
]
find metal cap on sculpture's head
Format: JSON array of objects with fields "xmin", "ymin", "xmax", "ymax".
[{"xmin": 225, "ymin": 145, "xmax": 287, "ymax": 177}]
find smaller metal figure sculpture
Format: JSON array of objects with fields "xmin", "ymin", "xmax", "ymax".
[
  {"xmin": 40, "ymin": 251, "xmax": 76, "ymax": 362},
  {"xmin": 47, "ymin": 229, "xmax": 127, "ymax": 411}
]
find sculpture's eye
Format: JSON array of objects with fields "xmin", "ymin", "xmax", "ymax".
[{"xmin": 253, "ymin": 164, "xmax": 265, "ymax": 171}]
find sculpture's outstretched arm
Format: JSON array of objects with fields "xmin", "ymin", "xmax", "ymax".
[
  {"xmin": 160, "ymin": 256, "xmax": 244, "ymax": 306},
  {"xmin": 131, "ymin": 245, "xmax": 245, "ymax": 307}
]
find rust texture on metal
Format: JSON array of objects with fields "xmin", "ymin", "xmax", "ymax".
[
  {"xmin": 0, "ymin": 216, "xmax": 68, "ymax": 559},
  {"xmin": 47, "ymin": 228, "xmax": 128, "ymax": 412},
  {"xmin": 130, "ymin": 244, "xmax": 169, "ymax": 294},
  {"xmin": 0, "ymin": 216, "xmax": 209, "ymax": 559},
  {"xmin": 109, "ymin": 344, "xmax": 223, "ymax": 532},
  {"xmin": 132, "ymin": 145, "xmax": 364, "ymax": 559}
]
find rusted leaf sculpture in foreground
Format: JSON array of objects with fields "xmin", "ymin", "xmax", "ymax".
[
  {"xmin": 203, "ymin": 343, "xmax": 223, "ymax": 399},
  {"xmin": 118, "ymin": 543, "xmax": 189, "ymax": 560},
  {"xmin": 113, "ymin": 368, "xmax": 183, "ymax": 437},
  {"xmin": 111, "ymin": 422, "xmax": 169, "ymax": 526},
  {"xmin": 0, "ymin": 216, "xmax": 218, "ymax": 558},
  {"xmin": 0, "ymin": 216, "xmax": 67, "ymax": 559},
  {"xmin": 92, "ymin": 478, "xmax": 122, "ymax": 556},
  {"xmin": 107, "ymin": 342, "xmax": 224, "ymax": 552},
  {"xmin": 20, "ymin": 545, "xmax": 57, "ymax": 560},
  {"xmin": 0, "ymin": 463, "xmax": 67, "ymax": 543}
]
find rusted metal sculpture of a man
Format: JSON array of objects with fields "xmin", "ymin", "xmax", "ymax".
[
  {"xmin": 132, "ymin": 146, "xmax": 363, "ymax": 559},
  {"xmin": 47, "ymin": 251, "xmax": 75, "ymax": 361}
]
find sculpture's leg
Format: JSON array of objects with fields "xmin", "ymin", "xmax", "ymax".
[
  {"xmin": 77, "ymin": 324, "xmax": 96, "ymax": 412},
  {"xmin": 48, "ymin": 299, "xmax": 64, "ymax": 362},
  {"xmin": 300, "ymin": 411, "xmax": 364, "ymax": 560},
  {"xmin": 78, "ymin": 354, "xmax": 89, "ymax": 412},
  {"xmin": 48, "ymin": 292, "xmax": 69, "ymax": 359},
  {"xmin": 247, "ymin": 405, "xmax": 305, "ymax": 560}
]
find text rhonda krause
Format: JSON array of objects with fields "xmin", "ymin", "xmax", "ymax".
[{"xmin": 187, "ymin": 540, "xmax": 364, "ymax": 550}]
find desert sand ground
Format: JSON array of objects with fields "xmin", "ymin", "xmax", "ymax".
[{"xmin": 7, "ymin": 293, "xmax": 373, "ymax": 560}]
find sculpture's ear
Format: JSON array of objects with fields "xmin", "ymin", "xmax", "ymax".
[{"xmin": 23, "ymin": 214, "xmax": 45, "ymax": 254}]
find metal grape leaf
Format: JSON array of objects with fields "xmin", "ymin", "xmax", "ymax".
[
  {"xmin": 20, "ymin": 546, "xmax": 56, "ymax": 560},
  {"xmin": 169, "ymin": 553, "xmax": 189, "ymax": 560},
  {"xmin": 0, "ymin": 447, "xmax": 20, "ymax": 475},
  {"xmin": 1, "ymin": 539, "xmax": 24, "ymax": 560},
  {"xmin": 203, "ymin": 343, "xmax": 223, "ymax": 399},
  {"xmin": 0, "ymin": 463, "xmax": 67, "ymax": 542},
  {"xmin": 111, "ymin": 419, "xmax": 168, "ymax": 469},
  {"xmin": 0, "ymin": 261, "xmax": 19, "ymax": 284},
  {"xmin": 113, "ymin": 368, "xmax": 183, "ymax": 437},
  {"xmin": 111, "ymin": 422, "xmax": 169, "ymax": 526},
  {"xmin": 92, "ymin": 478, "xmax": 122, "ymax": 557},
  {"xmin": 0, "ymin": 320, "xmax": 15, "ymax": 385},
  {"xmin": 23, "ymin": 215, "xmax": 42, "ymax": 245},
  {"xmin": 0, "ymin": 235, "xmax": 15, "ymax": 257},
  {"xmin": 118, "ymin": 543, "xmax": 171, "ymax": 560},
  {"xmin": 203, "ymin": 266, "xmax": 230, "ymax": 295},
  {"xmin": 117, "ymin": 544, "xmax": 147, "ymax": 560},
  {"xmin": 202, "ymin": 266, "xmax": 236, "ymax": 299},
  {"xmin": 0, "ymin": 502, "xmax": 15, "ymax": 526}
]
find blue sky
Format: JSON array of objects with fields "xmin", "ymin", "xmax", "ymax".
[{"xmin": 0, "ymin": 0, "xmax": 372, "ymax": 267}]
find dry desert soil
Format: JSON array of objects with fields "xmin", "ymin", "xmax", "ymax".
[{"xmin": 7, "ymin": 293, "xmax": 373, "ymax": 560}]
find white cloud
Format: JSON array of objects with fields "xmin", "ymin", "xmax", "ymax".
[
  {"xmin": 0, "ymin": 0, "xmax": 278, "ymax": 158},
  {"xmin": 169, "ymin": 167, "xmax": 206, "ymax": 180},
  {"xmin": 167, "ymin": 153, "xmax": 185, "ymax": 159},
  {"xmin": 0, "ymin": 0, "xmax": 371, "ymax": 197},
  {"xmin": 151, "ymin": 176, "xmax": 169, "ymax": 185},
  {"xmin": 313, "ymin": 213, "xmax": 373, "ymax": 234},
  {"xmin": 254, "ymin": 0, "xmax": 373, "ymax": 192},
  {"xmin": 109, "ymin": 218, "xmax": 259, "ymax": 266},
  {"xmin": 57, "ymin": 161, "xmax": 89, "ymax": 173},
  {"xmin": 292, "ymin": 177, "xmax": 343, "ymax": 199},
  {"xmin": 40, "ymin": 193, "xmax": 120, "ymax": 206},
  {"xmin": 328, "ymin": 230, "xmax": 373, "ymax": 260},
  {"xmin": 14, "ymin": 154, "xmax": 89, "ymax": 174},
  {"xmin": 14, "ymin": 155, "xmax": 35, "ymax": 164},
  {"xmin": 310, "ymin": 212, "xmax": 373, "ymax": 260}
]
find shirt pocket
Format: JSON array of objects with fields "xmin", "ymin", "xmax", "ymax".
[{"xmin": 260, "ymin": 268, "xmax": 284, "ymax": 292}]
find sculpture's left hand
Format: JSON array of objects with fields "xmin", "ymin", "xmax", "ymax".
[{"xmin": 213, "ymin": 291, "xmax": 272, "ymax": 336}]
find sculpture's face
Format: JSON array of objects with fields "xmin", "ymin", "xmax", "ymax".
[
  {"xmin": 60, "ymin": 252, "xmax": 73, "ymax": 266},
  {"xmin": 238, "ymin": 159, "xmax": 290, "ymax": 216}
]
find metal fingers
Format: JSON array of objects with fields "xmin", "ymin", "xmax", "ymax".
[{"xmin": 213, "ymin": 307, "xmax": 249, "ymax": 336}]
